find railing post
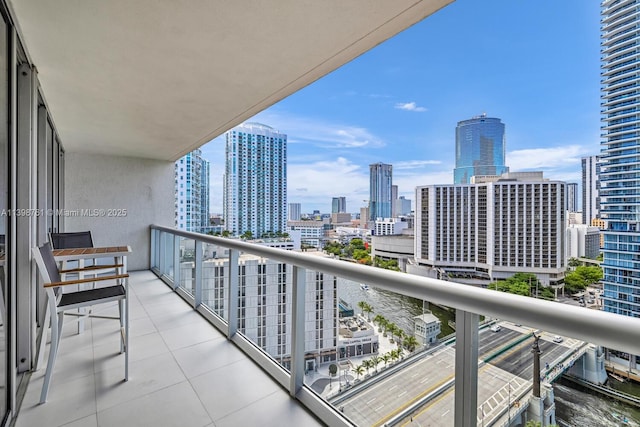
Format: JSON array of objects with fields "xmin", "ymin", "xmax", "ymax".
[
  {"xmin": 455, "ymin": 309, "xmax": 479, "ymax": 427},
  {"xmin": 159, "ymin": 231, "xmax": 166, "ymax": 276},
  {"xmin": 150, "ymin": 228, "xmax": 157, "ymax": 269},
  {"xmin": 173, "ymin": 235, "xmax": 180, "ymax": 289},
  {"xmin": 290, "ymin": 266, "xmax": 306, "ymax": 397},
  {"xmin": 227, "ymin": 249, "xmax": 239, "ymax": 338},
  {"xmin": 194, "ymin": 240, "xmax": 202, "ymax": 307}
]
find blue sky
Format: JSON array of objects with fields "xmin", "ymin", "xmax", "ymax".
[{"xmin": 201, "ymin": 0, "xmax": 601, "ymax": 214}]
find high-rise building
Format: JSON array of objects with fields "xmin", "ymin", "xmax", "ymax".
[
  {"xmin": 224, "ymin": 123, "xmax": 287, "ymax": 237},
  {"xmin": 416, "ymin": 172, "xmax": 566, "ymax": 286},
  {"xmin": 199, "ymin": 255, "xmax": 338, "ymax": 368},
  {"xmin": 369, "ymin": 163, "xmax": 393, "ymax": 221},
  {"xmin": 288, "ymin": 203, "xmax": 301, "ymax": 221},
  {"xmin": 567, "ymin": 182, "xmax": 579, "ymax": 213},
  {"xmin": 454, "ymin": 114, "xmax": 508, "ymax": 184},
  {"xmin": 582, "ymin": 155, "xmax": 600, "ymax": 225},
  {"xmin": 331, "ymin": 197, "xmax": 346, "ymax": 213},
  {"xmin": 175, "ymin": 149, "xmax": 210, "ymax": 232},
  {"xmin": 601, "ymin": 1, "xmax": 640, "ymax": 318}
]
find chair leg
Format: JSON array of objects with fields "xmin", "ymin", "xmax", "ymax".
[
  {"xmin": 118, "ymin": 299, "xmax": 124, "ymax": 354},
  {"xmin": 125, "ymin": 278, "xmax": 129, "ymax": 381},
  {"xmin": 40, "ymin": 309, "xmax": 61, "ymax": 404}
]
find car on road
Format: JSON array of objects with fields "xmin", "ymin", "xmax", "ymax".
[
  {"xmin": 552, "ymin": 335, "xmax": 563, "ymax": 343},
  {"xmin": 490, "ymin": 324, "xmax": 502, "ymax": 332}
]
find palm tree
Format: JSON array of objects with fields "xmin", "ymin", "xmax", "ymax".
[
  {"xmin": 352, "ymin": 364, "xmax": 365, "ymax": 380},
  {"xmin": 370, "ymin": 355, "xmax": 381, "ymax": 373},
  {"xmin": 396, "ymin": 329, "xmax": 405, "ymax": 347},
  {"xmin": 373, "ymin": 314, "xmax": 385, "ymax": 331},
  {"xmin": 387, "ymin": 323, "xmax": 398, "ymax": 343},
  {"xmin": 382, "ymin": 353, "xmax": 391, "ymax": 367},
  {"xmin": 380, "ymin": 318, "xmax": 389, "ymax": 336},
  {"xmin": 363, "ymin": 303, "xmax": 374, "ymax": 321},
  {"xmin": 357, "ymin": 301, "xmax": 367, "ymax": 317},
  {"xmin": 362, "ymin": 359, "xmax": 372, "ymax": 375},
  {"xmin": 403, "ymin": 335, "xmax": 419, "ymax": 352}
]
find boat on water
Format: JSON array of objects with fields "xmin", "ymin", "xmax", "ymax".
[{"xmin": 360, "ymin": 284, "xmax": 370, "ymax": 291}]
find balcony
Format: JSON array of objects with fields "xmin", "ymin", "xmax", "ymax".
[{"xmin": 16, "ymin": 271, "xmax": 320, "ymax": 427}]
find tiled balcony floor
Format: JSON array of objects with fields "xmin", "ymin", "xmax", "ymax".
[{"xmin": 15, "ymin": 271, "xmax": 322, "ymax": 427}]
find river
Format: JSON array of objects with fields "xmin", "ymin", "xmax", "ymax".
[{"xmin": 338, "ymin": 278, "xmax": 640, "ymax": 426}]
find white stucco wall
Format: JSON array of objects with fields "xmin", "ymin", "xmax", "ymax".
[{"xmin": 64, "ymin": 152, "xmax": 174, "ymax": 270}]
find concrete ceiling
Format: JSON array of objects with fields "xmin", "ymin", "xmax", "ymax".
[{"xmin": 9, "ymin": 0, "xmax": 452, "ymax": 161}]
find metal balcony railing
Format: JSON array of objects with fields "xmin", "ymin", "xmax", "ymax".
[{"xmin": 150, "ymin": 225, "xmax": 640, "ymax": 427}]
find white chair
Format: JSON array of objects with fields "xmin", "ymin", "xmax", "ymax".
[{"xmin": 32, "ymin": 242, "xmax": 129, "ymax": 403}]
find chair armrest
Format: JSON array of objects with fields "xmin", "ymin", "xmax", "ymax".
[
  {"xmin": 59, "ymin": 264, "xmax": 124, "ymax": 274},
  {"xmin": 44, "ymin": 273, "xmax": 129, "ymax": 288}
]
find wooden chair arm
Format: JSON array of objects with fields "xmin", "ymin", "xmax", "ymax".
[
  {"xmin": 59, "ymin": 264, "xmax": 124, "ymax": 274},
  {"xmin": 44, "ymin": 273, "xmax": 129, "ymax": 288}
]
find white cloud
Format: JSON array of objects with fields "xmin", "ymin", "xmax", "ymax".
[
  {"xmin": 394, "ymin": 102, "xmax": 427, "ymax": 112},
  {"xmin": 394, "ymin": 160, "xmax": 442, "ymax": 170},
  {"xmin": 507, "ymin": 145, "xmax": 591, "ymax": 172},
  {"xmin": 248, "ymin": 110, "xmax": 385, "ymax": 149}
]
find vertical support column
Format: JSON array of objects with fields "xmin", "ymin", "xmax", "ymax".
[
  {"xmin": 150, "ymin": 228, "xmax": 157, "ymax": 269},
  {"xmin": 454, "ymin": 309, "xmax": 479, "ymax": 427},
  {"xmin": 159, "ymin": 232, "xmax": 167, "ymax": 276},
  {"xmin": 194, "ymin": 240, "xmax": 202, "ymax": 307},
  {"xmin": 290, "ymin": 266, "xmax": 306, "ymax": 397},
  {"xmin": 227, "ymin": 249, "xmax": 238, "ymax": 338},
  {"xmin": 172, "ymin": 234, "xmax": 180, "ymax": 289},
  {"xmin": 16, "ymin": 62, "xmax": 33, "ymax": 373}
]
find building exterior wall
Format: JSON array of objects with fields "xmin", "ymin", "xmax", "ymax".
[
  {"xmin": 369, "ymin": 163, "xmax": 392, "ymax": 221},
  {"xmin": 332, "ymin": 197, "xmax": 346, "ymax": 213},
  {"xmin": 582, "ymin": 155, "xmax": 600, "ymax": 225},
  {"xmin": 374, "ymin": 217, "xmax": 408, "ymax": 236},
  {"xmin": 416, "ymin": 176, "xmax": 566, "ymax": 285},
  {"xmin": 65, "ymin": 152, "xmax": 175, "ymax": 270},
  {"xmin": 175, "ymin": 149, "xmax": 210, "ymax": 232},
  {"xmin": 197, "ymin": 257, "xmax": 338, "ymax": 365},
  {"xmin": 601, "ymin": 1, "xmax": 640, "ymax": 317},
  {"xmin": 454, "ymin": 114, "xmax": 508, "ymax": 184},
  {"xmin": 567, "ymin": 182, "xmax": 579, "ymax": 213},
  {"xmin": 289, "ymin": 203, "xmax": 301, "ymax": 221},
  {"xmin": 224, "ymin": 122, "xmax": 287, "ymax": 237},
  {"xmin": 287, "ymin": 220, "xmax": 326, "ymax": 247}
]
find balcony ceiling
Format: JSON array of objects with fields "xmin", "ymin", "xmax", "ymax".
[{"xmin": 9, "ymin": 0, "xmax": 452, "ymax": 160}]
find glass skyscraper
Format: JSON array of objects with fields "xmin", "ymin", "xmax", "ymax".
[
  {"xmin": 369, "ymin": 163, "xmax": 392, "ymax": 221},
  {"xmin": 224, "ymin": 122, "xmax": 287, "ymax": 237},
  {"xmin": 601, "ymin": 0, "xmax": 640, "ymax": 318},
  {"xmin": 454, "ymin": 114, "xmax": 508, "ymax": 184}
]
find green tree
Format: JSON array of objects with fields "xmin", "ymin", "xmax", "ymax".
[
  {"xmin": 363, "ymin": 303, "xmax": 374, "ymax": 321},
  {"xmin": 324, "ymin": 241, "xmax": 343, "ymax": 256},
  {"xmin": 362, "ymin": 359, "xmax": 372, "ymax": 375},
  {"xmin": 352, "ymin": 364, "xmax": 365, "ymax": 380},
  {"xmin": 568, "ymin": 257, "xmax": 582, "ymax": 268},
  {"xmin": 328, "ymin": 363, "xmax": 338, "ymax": 387},
  {"xmin": 370, "ymin": 355, "xmax": 381, "ymax": 373},
  {"xmin": 403, "ymin": 335, "xmax": 419, "ymax": 352},
  {"xmin": 350, "ymin": 238, "xmax": 366, "ymax": 250},
  {"xmin": 564, "ymin": 271, "xmax": 587, "ymax": 294},
  {"xmin": 221, "ymin": 230, "xmax": 231, "ymax": 237},
  {"xmin": 357, "ymin": 301, "xmax": 367, "ymax": 316},
  {"xmin": 574, "ymin": 265, "xmax": 603, "ymax": 285},
  {"xmin": 240, "ymin": 230, "xmax": 253, "ymax": 240},
  {"xmin": 382, "ymin": 352, "xmax": 391, "ymax": 367}
]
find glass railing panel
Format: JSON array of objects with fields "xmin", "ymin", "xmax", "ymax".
[
  {"xmin": 200, "ymin": 243, "xmax": 230, "ymax": 321},
  {"xmin": 178, "ymin": 236, "xmax": 195, "ymax": 295}
]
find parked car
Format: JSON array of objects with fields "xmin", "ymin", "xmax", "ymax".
[
  {"xmin": 553, "ymin": 335, "xmax": 563, "ymax": 343},
  {"xmin": 490, "ymin": 324, "xmax": 502, "ymax": 332}
]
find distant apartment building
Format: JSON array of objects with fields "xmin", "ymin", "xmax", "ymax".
[
  {"xmin": 374, "ymin": 217, "xmax": 408, "ymax": 236},
  {"xmin": 287, "ymin": 220, "xmax": 328, "ymax": 248},
  {"xmin": 415, "ymin": 171, "xmax": 566, "ymax": 286},
  {"xmin": 331, "ymin": 212, "xmax": 352, "ymax": 225},
  {"xmin": 567, "ymin": 182, "xmax": 579, "ymax": 213},
  {"xmin": 196, "ymin": 255, "xmax": 338, "ymax": 369},
  {"xmin": 396, "ymin": 196, "xmax": 412, "ymax": 216},
  {"xmin": 566, "ymin": 224, "xmax": 601, "ymax": 260},
  {"xmin": 331, "ymin": 197, "xmax": 346, "ymax": 213},
  {"xmin": 601, "ymin": 1, "xmax": 640, "ymax": 317},
  {"xmin": 224, "ymin": 123, "xmax": 287, "ymax": 237},
  {"xmin": 175, "ymin": 149, "xmax": 210, "ymax": 232},
  {"xmin": 369, "ymin": 162, "xmax": 393, "ymax": 221},
  {"xmin": 289, "ymin": 203, "xmax": 301, "ymax": 221},
  {"xmin": 454, "ymin": 114, "xmax": 508, "ymax": 184},
  {"xmin": 581, "ymin": 155, "xmax": 600, "ymax": 225}
]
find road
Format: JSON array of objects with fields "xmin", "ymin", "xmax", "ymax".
[{"xmin": 337, "ymin": 323, "xmax": 581, "ymax": 426}]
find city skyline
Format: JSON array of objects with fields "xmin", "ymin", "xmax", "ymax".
[{"xmin": 201, "ymin": 0, "xmax": 600, "ymax": 214}]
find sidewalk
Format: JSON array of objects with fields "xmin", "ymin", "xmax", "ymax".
[{"xmin": 605, "ymin": 360, "xmax": 640, "ymax": 383}]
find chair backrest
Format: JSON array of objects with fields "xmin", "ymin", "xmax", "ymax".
[
  {"xmin": 32, "ymin": 242, "xmax": 61, "ymax": 284},
  {"xmin": 49, "ymin": 231, "xmax": 94, "ymax": 249}
]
